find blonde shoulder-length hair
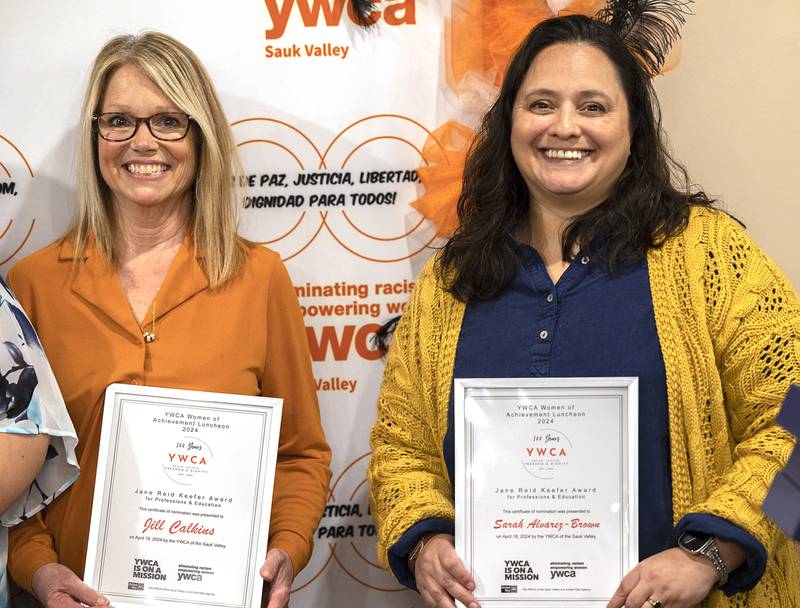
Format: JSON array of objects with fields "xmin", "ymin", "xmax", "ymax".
[{"xmin": 71, "ymin": 31, "xmax": 246, "ymax": 288}]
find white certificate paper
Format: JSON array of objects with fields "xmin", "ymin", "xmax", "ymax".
[
  {"xmin": 455, "ymin": 378, "xmax": 638, "ymax": 608},
  {"xmin": 84, "ymin": 384, "xmax": 282, "ymax": 608}
]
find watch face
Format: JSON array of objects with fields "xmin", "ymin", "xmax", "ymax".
[{"xmin": 680, "ymin": 531, "xmax": 711, "ymax": 552}]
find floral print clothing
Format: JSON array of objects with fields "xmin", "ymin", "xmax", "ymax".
[{"xmin": 0, "ymin": 277, "xmax": 78, "ymax": 608}]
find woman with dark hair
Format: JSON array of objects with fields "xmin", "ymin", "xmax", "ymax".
[{"xmin": 369, "ymin": 12, "xmax": 800, "ymax": 608}]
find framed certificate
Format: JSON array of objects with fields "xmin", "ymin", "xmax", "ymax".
[
  {"xmin": 454, "ymin": 378, "xmax": 638, "ymax": 608},
  {"xmin": 84, "ymin": 384, "xmax": 282, "ymax": 608}
]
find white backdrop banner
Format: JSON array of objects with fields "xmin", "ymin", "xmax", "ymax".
[{"xmin": 2, "ymin": 1, "xmax": 450, "ymax": 606}]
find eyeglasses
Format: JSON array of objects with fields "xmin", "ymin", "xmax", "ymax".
[{"xmin": 93, "ymin": 112, "xmax": 193, "ymax": 142}]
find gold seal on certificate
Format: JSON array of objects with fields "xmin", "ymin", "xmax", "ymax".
[
  {"xmin": 84, "ymin": 384, "xmax": 282, "ymax": 608},
  {"xmin": 454, "ymin": 378, "xmax": 638, "ymax": 608}
]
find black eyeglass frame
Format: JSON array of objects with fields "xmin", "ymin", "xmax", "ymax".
[{"xmin": 92, "ymin": 112, "xmax": 194, "ymax": 142}]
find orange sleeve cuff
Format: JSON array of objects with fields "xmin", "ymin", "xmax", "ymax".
[
  {"xmin": 7, "ymin": 517, "xmax": 59, "ymax": 593},
  {"xmin": 268, "ymin": 529, "xmax": 313, "ymax": 577}
]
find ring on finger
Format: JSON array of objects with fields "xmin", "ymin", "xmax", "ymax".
[{"xmin": 647, "ymin": 599, "xmax": 662, "ymax": 608}]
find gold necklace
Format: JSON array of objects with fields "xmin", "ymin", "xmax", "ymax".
[{"xmin": 142, "ymin": 290, "xmax": 159, "ymax": 343}]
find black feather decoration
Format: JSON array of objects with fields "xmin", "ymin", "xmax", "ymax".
[
  {"xmin": 596, "ymin": 0, "xmax": 693, "ymax": 76},
  {"xmin": 350, "ymin": 0, "xmax": 376, "ymax": 27}
]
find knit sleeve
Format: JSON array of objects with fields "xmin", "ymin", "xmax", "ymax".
[
  {"xmin": 368, "ymin": 258, "xmax": 456, "ymax": 571},
  {"xmin": 693, "ymin": 211, "xmax": 799, "ymax": 554}
]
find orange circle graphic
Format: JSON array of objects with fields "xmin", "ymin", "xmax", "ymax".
[
  {"xmin": 0, "ymin": 134, "xmax": 37, "ymax": 266},
  {"xmin": 336, "ymin": 135, "xmax": 428, "ymax": 241},
  {"xmin": 237, "ymin": 139, "xmax": 306, "ymax": 170},
  {"xmin": 232, "ymin": 118, "xmax": 325, "ymax": 168},
  {"xmin": 322, "ymin": 213, "xmax": 440, "ymax": 263},
  {"xmin": 232, "ymin": 115, "xmax": 445, "ymax": 263},
  {"xmin": 291, "ymin": 451, "xmax": 407, "ymax": 594},
  {"xmin": 0, "ymin": 134, "xmax": 34, "ymax": 177}
]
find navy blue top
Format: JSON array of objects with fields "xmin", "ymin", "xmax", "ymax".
[{"xmin": 388, "ymin": 245, "xmax": 766, "ymax": 595}]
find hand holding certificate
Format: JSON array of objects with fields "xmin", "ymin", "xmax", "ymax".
[
  {"xmin": 84, "ymin": 384, "xmax": 283, "ymax": 608},
  {"xmin": 454, "ymin": 378, "xmax": 638, "ymax": 608},
  {"xmin": 412, "ymin": 533, "xmax": 480, "ymax": 608}
]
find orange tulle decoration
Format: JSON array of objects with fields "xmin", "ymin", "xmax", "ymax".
[
  {"xmin": 411, "ymin": 121, "xmax": 474, "ymax": 237},
  {"xmin": 446, "ymin": 0, "xmax": 605, "ymax": 90},
  {"xmin": 415, "ymin": 0, "xmax": 606, "ymax": 237}
]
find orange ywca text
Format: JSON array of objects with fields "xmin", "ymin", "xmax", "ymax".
[{"xmin": 264, "ymin": 0, "xmax": 416, "ymax": 39}]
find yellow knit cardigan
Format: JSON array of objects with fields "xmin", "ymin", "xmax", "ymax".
[{"xmin": 369, "ymin": 207, "xmax": 800, "ymax": 607}]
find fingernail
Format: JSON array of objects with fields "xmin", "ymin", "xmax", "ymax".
[
  {"xmin": 469, "ymin": 602, "xmax": 480, "ymax": 608},
  {"xmin": 466, "ymin": 582, "xmax": 475, "ymax": 591}
]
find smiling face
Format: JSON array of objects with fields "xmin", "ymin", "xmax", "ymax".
[
  {"xmin": 97, "ymin": 64, "xmax": 198, "ymax": 215},
  {"xmin": 510, "ymin": 43, "xmax": 631, "ymax": 212}
]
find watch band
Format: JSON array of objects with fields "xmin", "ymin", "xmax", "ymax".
[
  {"xmin": 700, "ymin": 537, "xmax": 730, "ymax": 588},
  {"xmin": 678, "ymin": 533, "xmax": 729, "ymax": 587}
]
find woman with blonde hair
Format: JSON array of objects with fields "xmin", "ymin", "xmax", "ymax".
[{"xmin": 7, "ymin": 32, "xmax": 330, "ymax": 608}]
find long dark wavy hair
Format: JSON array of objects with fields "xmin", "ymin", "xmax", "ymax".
[{"xmin": 439, "ymin": 14, "xmax": 713, "ymax": 302}]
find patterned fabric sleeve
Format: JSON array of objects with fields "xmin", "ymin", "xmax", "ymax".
[
  {"xmin": 0, "ymin": 275, "xmax": 79, "ymax": 526},
  {"xmin": 692, "ymin": 213, "xmax": 799, "ymax": 554},
  {"xmin": 369, "ymin": 258, "xmax": 458, "ymax": 570}
]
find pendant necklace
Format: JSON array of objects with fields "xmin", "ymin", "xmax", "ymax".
[{"xmin": 143, "ymin": 290, "xmax": 159, "ymax": 343}]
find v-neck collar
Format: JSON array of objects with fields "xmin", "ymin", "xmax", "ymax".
[{"xmin": 61, "ymin": 236, "xmax": 209, "ymax": 339}]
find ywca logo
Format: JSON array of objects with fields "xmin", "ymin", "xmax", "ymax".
[
  {"xmin": 521, "ymin": 429, "xmax": 572, "ymax": 480},
  {"xmin": 167, "ymin": 451, "xmax": 208, "ymax": 465},
  {"xmin": 525, "ymin": 446, "xmax": 567, "ymax": 458},
  {"xmin": 264, "ymin": 0, "xmax": 416, "ymax": 39},
  {"xmin": 162, "ymin": 437, "xmax": 213, "ymax": 484}
]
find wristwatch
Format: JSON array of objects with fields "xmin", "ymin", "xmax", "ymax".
[{"xmin": 677, "ymin": 531, "xmax": 729, "ymax": 587}]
